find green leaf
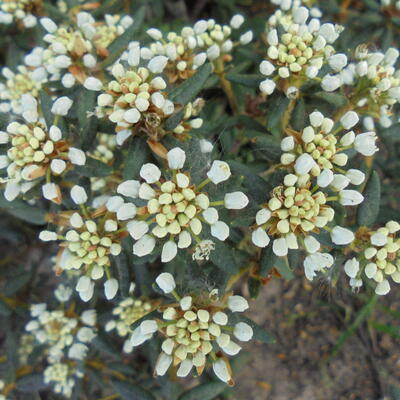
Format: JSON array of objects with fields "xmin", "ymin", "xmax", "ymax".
[
  {"xmin": 101, "ymin": 7, "xmax": 146, "ymax": 68},
  {"xmin": 178, "ymin": 382, "xmax": 227, "ymax": 400},
  {"xmin": 312, "ymin": 92, "xmax": 348, "ymax": 108},
  {"xmin": 225, "ymin": 73, "xmax": 263, "ymax": 88},
  {"xmin": 75, "ymin": 157, "xmax": 113, "ymax": 178},
  {"xmin": 39, "ymin": 90, "xmax": 54, "ymax": 128},
  {"xmin": 169, "ymin": 63, "xmax": 212, "ymax": 105},
  {"xmin": 111, "ymin": 380, "xmax": 156, "ymax": 400},
  {"xmin": 0, "ymin": 194, "xmax": 46, "ymax": 225},
  {"xmin": 77, "ymin": 89, "xmax": 98, "ymax": 150},
  {"xmin": 274, "ymin": 257, "xmax": 294, "ymax": 280},
  {"xmin": 114, "ymin": 252, "xmax": 130, "ymax": 298},
  {"xmin": 0, "ymin": 299, "xmax": 12, "ymax": 316},
  {"xmin": 260, "ymin": 246, "xmax": 276, "ymax": 277},
  {"xmin": 4, "ymin": 271, "xmax": 32, "ymax": 296},
  {"xmin": 357, "ymin": 171, "xmax": 381, "ymax": 226},
  {"xmin": 92, "ymin": 333, "xmax": 122, "ymax": 358},
  {"xmin": 164, "ymin": 109, "xmax": 185, "ymax": 131},
  {"xmin": 209, "ymin": 241, "xmax": 239, "ymax": 275},
  {"xmin": 123, "ymin": 136, "xmax": 150, "ymax": 180},
  {"xmin": 16, "ymin": 373, "xmax": 47, "ymax": 392}
]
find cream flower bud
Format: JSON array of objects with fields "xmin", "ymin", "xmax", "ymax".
[
  {"xmin": 273, "ymin": 237, "xmax": 288, "ymax": 256},
  {"xmin": 309, "ymin": 111, "xmax": 324, "ymax": 127},
  {"xmin": 340, "ymin": 131, "xmax": 355, "ymax": 146},
  {"xmin": 84, "ymin": 77, "xmax": 102, "ymax": 91},
  {"xmin": 116, "ymin": 203, "xmax": 136, "ymax": 220},
  {"xmin": 240, "ymin": 30, "xmax": 253, "ymax": 45},
  {"xmin": 155, "ymin": 353, "xmax": 173, "ymax": 376},
  {"xmin": 259, "ymin": 79, "xmax": 276, "ymax": 95},
  {"xmin": 339, "ymin": 190, "xmax": 364, "ymax": 206},
  {"xmin": 230, "ymin": 14, "xmax": 244, "ymax": 29},
  {"xmin": 321, "ymin": 74, "xmax": 341, "ymax": 92},
  {"xmin": 340, "ymin": 111, "xmax": 359, "ymax": 129},
  {"xmin": 156, "ymin": 272, "xmax": 176, "ymax": 293},
  {"xmin": 151, "ymin": 76, "xmax": 167, "ymax": 90},
  {"xmin": 98, "ymin": 93, "xmax": 113, "ymax": 107},
  {"xmin": 228, "ymin": 295, "xmax": 249, "ymax": 312},
  {"xmin": 281, "ymin": 136, "xmax": 295, "ymax": 151},
  {"xmin": 133, "ymin": 234, "xmax": 155, "ymax": 256},
  {"xmin": 260, "ymin": 60, "xmax": 275, "ymax": 76},
  {"xmin": 161, "ymin": 241, "xmax": 178, "ymax": 263},
  {"xmin": 354, "ymin": 132, "xmax": 378, "ymax": 156},
  {"xmin": 40, "ymin": 17, "xmax": 57, "ymax": 33},
  {"xmin": 68, "ymin": 148, "xmax": 86, "ymax": 165},
  {"xmin": 294, "ymin": 153, "xmax": 316, "ymax": 175},
  {"xmin": 117, "ymin": 180, "xmax": 140, "ymax": 198},
  {"xmin": 167, "ymin": 147, "xmax": 186, "ymax": 170},
  {"xmin": 104, "ymin": 279, "xmax": 119, "ymax": 300},
  {"xmin": 147, "ymin": 28, "xmax": 163, "ymax": 40},
  {"xmin": 252, "ymin": 227, "xmax": 270, "ymax": 248},
  {"xmin": 344, "ymin": 258, "xmax": 359, "ymax": 278},
  {"xmin": 51, "ymin": 96, "xmax": 73, "ymax": 116},
  {"xmin": 70, "ymin": 185, "xmax": 87, "ymax": 205},
  {"xmin": 207, "ymin": 44, "xmax": 220, "ymax": 60},
  {"xmin": 234, "ymin": 322, "xmax": 253, "ymax": 342},
  {"xmin": 140, "ymin": 163, "xmax": 161, "ymax": 183},
  {"xmin": 365, "ymin": 263, "xmax": 377, "ymax": 279},
  {"xmin": 328, "ymin": 54, "xmax": 347, "ymax": 72},
  {"xmin": 213, "ymin": 359, "xmax": 232, "ymax": 383},
  {"xmin": 224, "ymin": 192, "xmax": 249, "ymax": 209},
  {"xmin": 50, "ymin": 159, "xmax": 66, "ymax": 175},
  {"xmin": 317, "ymin": 169, "xmax": 334, "ymax": 188},
  {"xmin": 346, "ymin": 169, "xmax": 365, "ymax": 185},
  {"xmin": 148, "ymin": 55, "xmax": 168, "ymax": 73},
  {"xmin": 304, "ymin": 236, "xmax": 320, "ymax": 254},
  {"xmin": 207, "ymin": 160, "xmax": 231, "ymax": 184},
  {"xmin": 39, "ymin": 230, "xmax": 58, "ymax": 241},
  {"xmin": 331, "ymin": 226, "xmax": 354, "ymax": 245},
  {"xmin": 42, "ymin": 182, "xmax": 59, "ymax": 201},
  {"xmin": 375, "ymin": 280, "xmax": 390, "ymax": 295}
]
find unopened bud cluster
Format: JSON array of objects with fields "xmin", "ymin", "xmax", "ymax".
[
  {"xmin": 144, "ymin": 15, "xmax": 252, "ymax": 82},
  {"xmin": 337, "ymin": 47, "xmax": 400, "ymax": 127},
  {"xmin": 38, "ymin": 13, "xmax": 133, "ymax": 87},
  {"xmin": 106, "ymin": 284, "xmax": 155, "ymax": 353},
  {"xmin": 130, "ymin": 273, "xmax": 253, "ymax": 384},
  {"xmin": 25, "ymin": 301, "xmax": 97, "ymax": 398},
  {"xmin": 0, "ymin": 96, "xmax": 85, "ymax": 203},
  {"xmin": 0, "ymin": 65, "xmax": 47, "ymax": 114},
  {"xmin": 344, "ymin": 221, "xmax": 400, "ymax": 295},
  {"xmin": 0, "ymin": 0, "xmax": 38, "ymax": 28},
  {"xmin": 260, "ymin": 6, "xmax": 343, "ymax": 96}
]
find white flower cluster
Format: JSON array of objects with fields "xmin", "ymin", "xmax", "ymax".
[
  {"xmin": 328, "ymin": 47, "xmax": 400, "ymax": 127},
  {"xmin": 344, "ymin": 221, "xmax": 400, "ymax": 295},
  {"xmin": 33, "ymin": 12, "xmax": 133, "ymax": 88},
  {"xmin": 0, "ymin": 0, "xmax": 37, "ymax": 28},
  {"xmin": 143, "ymin": 15, "xmax": 252, "ymax": 82},
  {"xmin": 118, "ymin": 147, "xmax": 248, "ymax": 262},
  {"xmin": 380, "ymin": 0, "xmax": 400, "ymax": 9},
  {"xmin": 105, "ymin": 283, "xmax": 154, "ymax": 353},
  {"xmin": 260, "ymin": 5, "xmax": 343, "ymax": 96},
  {"xmin": 252, "ymin": 109, "xmax": 375, "ymax": 280},
  {"xmin": 90, "ymin": 48, "xmax": 204, "ymax": 144},
  {"xmin": 0, "ymin": 65, "xmax": 47, "ymax": 114},
  {"xmin": 0, "ymin": 95, "xmax": 85, "ymax": 202},
  {"xmin": 39, "ymin": 185, "xmax": 134, "ymax": 301},
  {"xmin": 130, "ymin": 273, "xmax": 252, "ymax": 384},
  {"xmin": 25, "ymin": 299, "xmax": 97, "ymax": 397}
]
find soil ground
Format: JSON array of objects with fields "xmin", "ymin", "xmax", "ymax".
[{"xmin": 234, "ymin": 275, "xmax": 400, "ymax": 400}]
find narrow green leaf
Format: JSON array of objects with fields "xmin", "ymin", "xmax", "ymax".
[
  {"xmin": 123, "ymin": 136, "xmax": 150, "ymax": 180},
  {"xmin": 274, "ymin": 257, "xmax": 294, "ymax": 280},
  {"xmin": 178, "ymin": 382, "xmax": 227, "ymax": 400},
  {"xmin": 39, "ymin": 90, "xmax": 54, "ymax": 128},
  {"xmin": 169, "ymin": 63, "xmax": 212, "ymax": 105},
  {"xmin": 16, "ymin": 373, "xmax": 47, "ymax": 392},
  {"xmin": 225, "ymin": 73, "xmax": 263, "ymax": 88},
  {"xmin": 114, "ymin": 252, "xmax": 130, "ymax": 298},
  {"xmin": 209, "ymin": 241, "xmax": 239, "ymax": 274},
  {"xmin": 0, "ymin": 299, "xmax": 12, "ymax": 316},
  {"xmin": 77, "ymin": 89, "xmax": 98, "ymax": 150},
  {"xmin": 164, "ymin": 109, "xmax": 184, "ymax": 131},
  {"xmin": 357, "ymin": 171, "xmax": 381, "ymax": 226},
  {"xmin": 0, "ymin": 194, "xmax": 46, "ymax": 225},
  {"xmin": 111, "ymin": 380, "xmax": 156, "ymax": 400},
  {"xmin": 260, "ymin": 246, "xmax": 276, "ymax": 277},
  {"xmin": 4, "ymin": 272, "xmax": 32, "ymax": 296},
  {"xmin": 92, "ymin": 333, "xmax": 122, "ymax": 358},
  {"xmin": 313, "ymin": 92, "xmax": 348, "ymax": 108},
  {"xmin": 330, "ymin": 294, "xmax": 378, "ymax": 358},
  {"xmin": 75, "ymin": 157, "xmax": 113, "ymax": 178}
]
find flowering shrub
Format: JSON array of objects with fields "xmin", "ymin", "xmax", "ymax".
[{"xmin": 0, "ymin": 0, "xmax": 399, "ymax": 398}]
